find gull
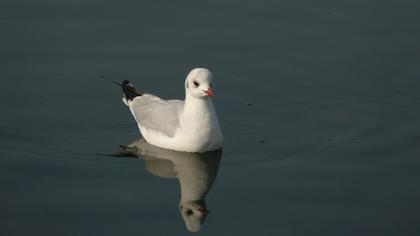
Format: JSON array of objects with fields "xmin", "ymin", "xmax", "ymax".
[{"xmin": 121, "ymin": 68, "xmax": 223, "ymax": 153}]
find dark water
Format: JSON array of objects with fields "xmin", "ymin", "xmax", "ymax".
[{"xmin": 1, "ymin": 0, "xmax": 420, "ymax": 235}]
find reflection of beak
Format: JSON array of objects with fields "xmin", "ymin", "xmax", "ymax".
[
  {"xmin": 204, "ymin": 88, "xmax": 214, "ymax": 97},
  {"xmin": 197, "ymin": 208, "xmax": 210, "ymax": 215}
]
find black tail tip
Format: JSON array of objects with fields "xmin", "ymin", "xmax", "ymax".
[
  {"xmin": 122, "ymin": 80, "xmax": 141, "ymax": 100},
  {"xmin": 122, "ymin": 80, "xmax": 135, "ymax": 88}
]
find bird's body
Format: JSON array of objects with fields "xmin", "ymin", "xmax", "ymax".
[{"xmin": 122, "ymin": 68, "xmax": 223, "ymax": 153}]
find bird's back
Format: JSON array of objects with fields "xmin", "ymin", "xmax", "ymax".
[{"xmin": 126, "ymin": 94, "xmax": 184, "ymax": 138}]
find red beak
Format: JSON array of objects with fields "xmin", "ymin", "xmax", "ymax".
[
  {"xmin": 204, "ymin": 88, "xmax": 214, "ymax": 97},
  {"xmin": 197, "ymin": 208, "xmax": 210, "ymax": 215}
]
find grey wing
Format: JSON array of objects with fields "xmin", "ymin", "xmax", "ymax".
[{"xmin": 129, "ymin": 94, "xmax": 184, "ymax": 137}]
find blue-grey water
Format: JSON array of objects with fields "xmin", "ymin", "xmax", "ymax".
[{"xmin": 1, "ymin": 0, "xmax": 420, "ymax": 235}]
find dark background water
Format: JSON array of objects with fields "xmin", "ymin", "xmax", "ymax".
[{"xmin": 1, "ymin": 0, "xmax": 420, "ymax": 235}]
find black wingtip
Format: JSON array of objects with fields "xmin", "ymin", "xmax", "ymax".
[{"xmin": 122, "ymin": 80, "xmax": 142, "ymax": 101}]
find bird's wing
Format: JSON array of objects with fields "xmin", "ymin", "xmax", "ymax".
[{"xmin": 128, "ymin": 94, "xmax": 184, "ymax": 137}]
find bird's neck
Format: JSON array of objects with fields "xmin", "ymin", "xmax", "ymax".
[
  {"xmin": 183, "ymin": 94, "xmax": 215, "ymax": 118},
  {"xmin": 181, "ymin": 93, "xmax": 222, "ymax": 152}
]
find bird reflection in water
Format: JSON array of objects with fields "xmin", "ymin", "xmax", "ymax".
[{"xmin": 118, "ymin": 138, "xmax": 222, "ymax": 232}]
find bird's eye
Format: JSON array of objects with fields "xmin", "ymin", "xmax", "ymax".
[
  {"xmin": 193, "ymin": 81, "xmax": 199, "ymax": 87},
  {"xmin": 186, "ymin": 209, "xmax": 193, "ymax": 216}
]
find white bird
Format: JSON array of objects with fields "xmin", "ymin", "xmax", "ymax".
[{"xmin": 122, "ymin": 68, "xmax": 223, "ymax": 153}]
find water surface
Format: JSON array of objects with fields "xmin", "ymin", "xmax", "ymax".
[{"xmin": 1, "ymin": 0, "xmax": 420, "ymax": 235}]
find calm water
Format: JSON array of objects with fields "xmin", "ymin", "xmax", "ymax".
[{"xmin": 1, "ymin": 0, "xmax": 420, "ymax": 235}]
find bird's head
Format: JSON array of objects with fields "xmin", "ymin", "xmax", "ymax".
[{"xmin": 185, "ymin": 68, "xmax": 214, "ymax": 99}]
